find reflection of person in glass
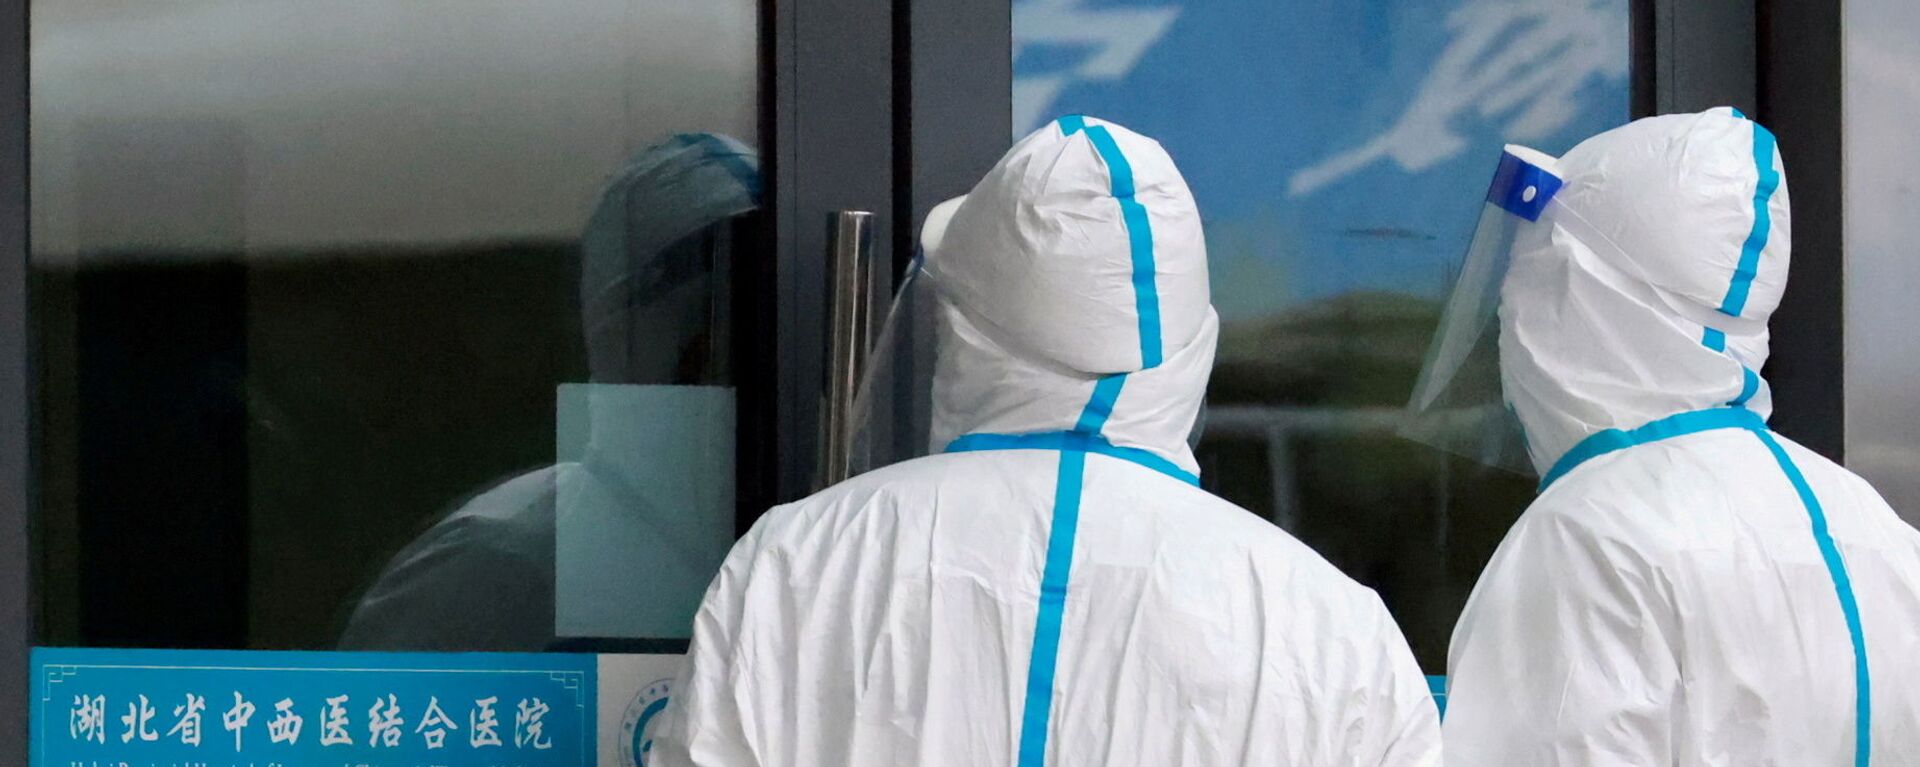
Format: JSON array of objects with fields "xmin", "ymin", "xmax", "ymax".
[
  {"xmin": 653, "ymin": 117, "xmax": 1440, "ymax": 766},
  {"xmin": 339, "ymin": 134, "xmax": 759, "ymax": 651},
  {"xmin": 1432, "ymin": 109, "xmax": 1920, "ymax": 765}
]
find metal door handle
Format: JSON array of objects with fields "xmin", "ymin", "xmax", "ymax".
[{"xmin": 820, "ymin": 210, "xmax": 877, "ymax": 488}]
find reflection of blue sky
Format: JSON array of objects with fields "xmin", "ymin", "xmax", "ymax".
[{"xmin": 1014, "ymin": 0, "xmax": 1629, "ymax": 321}]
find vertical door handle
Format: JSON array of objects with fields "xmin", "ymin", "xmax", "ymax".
[{"xmin": 820, "ymin": 210, "xmax": 877, "ymax": 488}]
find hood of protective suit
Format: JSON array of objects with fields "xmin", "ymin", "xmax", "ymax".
[
  {"xmin": 580, "ymin": 132, "xmax": 760, "ymax": 385},
  {"xmin": 1501, "ymin": 107, "xmax": 1790, "ymax": 475},
  {"xmin": 919, "ymin": 115, "xmax": 1216, "ymax": 475},
  {"xmin": 574, "ymin": 131, "xmax": 758, "ymax": 470}
]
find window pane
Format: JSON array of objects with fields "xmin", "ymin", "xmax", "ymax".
[
  {"xmin": 1844, "ymin": 0, "xmax": 1920, "ymax": 528},
  {"xmin": 1013, "ymin": 0, "xmax": 1630, "ymax": 670},
  {"xmin": 33, "ymin": 0, "xmax": 762, "ymax": 652}
]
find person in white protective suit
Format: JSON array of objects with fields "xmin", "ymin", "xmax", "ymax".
[
  {"xmin": 1425, "ymin": 108, "xmax": 1920, "ymax": 765},
  {"xmin": 339, "ymin": 133, "xmax": 759, "ymax": 651},
  {"xmin": 652, "ymin": 116, "xmax": 1441, "ymax": 766}
]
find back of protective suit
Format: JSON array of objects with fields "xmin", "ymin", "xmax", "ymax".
[
  {"xmin": 652, "ymin": 116, "xmax": 1441, "ymax": 766},
  {"xmin": 1450, "ymin": 429, "xmax": 1920, "ymax": 765},
  {"xmin": 658, "ymin": 450, "xmax": 1436, "ymax": 766},
  {"xmin": 1443, "ymin": 108, "xmax": 1920, "ymax": 766}
]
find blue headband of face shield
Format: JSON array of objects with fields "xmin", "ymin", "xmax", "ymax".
[{"xmin": 1400, "ymin": 145, "xmax": 1563, "ymax": 476}]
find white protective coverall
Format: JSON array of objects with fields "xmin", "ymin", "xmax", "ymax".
[
  {"xmin": 1444, "ymin": 108, "xmax": 1920, "ymax": 765},
  {"xmin": 652, "ymin": 116, "xmax": 1441, "ymax": 766}
]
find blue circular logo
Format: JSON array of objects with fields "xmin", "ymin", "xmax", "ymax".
[{"xmin": 621, "ymin": 679, "xmax": 674, "ymax": 767}]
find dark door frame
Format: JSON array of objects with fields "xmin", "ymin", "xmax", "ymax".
[
  {"xmin": 1756, "ymin": 0, "xmax": 1845, "ymax": 461},
  {"xmin": 768, "ymin": 0, "xmax": 1012, "ymax": 504},
  {"xmin": 0, "ymin": 0, "xmax": 28, "ymax": 760},
  {"xmin": 769, "ymin": 0, "xmax": 898, "ymax": 504}
]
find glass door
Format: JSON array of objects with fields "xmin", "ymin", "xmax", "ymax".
[{"xmin": 30, "ymin": 0, "xmax": 768, "ymax": 653}]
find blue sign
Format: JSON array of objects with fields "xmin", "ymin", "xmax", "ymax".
[{"xmin": 32, "ymin": 648, "xmax": 595, "ymax": 767}]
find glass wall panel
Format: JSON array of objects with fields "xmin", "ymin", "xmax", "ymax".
[
  {"xmin": 1844, "ymin": 0, "xmax": 1920, "ymax": 526},
  {"xmin": 1013, "ymin": 0, "xmax": 1630, "ymax": 669}
]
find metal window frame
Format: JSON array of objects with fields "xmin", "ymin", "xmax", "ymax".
[{"xmin": 0, "ymin": 0, "xmax": 25, "ymax": 759}]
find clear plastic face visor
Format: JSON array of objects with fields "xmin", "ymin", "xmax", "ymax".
[
  {"xmin": 846, "ymin": 198, "xmax": 957, "ymax": 476},
  {"xmin": 1400, "ymin": 145, "xmax": 1564, "ymax": 476},
  {"xmin": 847, "ymin": 259, "xmax": 929, "ymax": 476}
]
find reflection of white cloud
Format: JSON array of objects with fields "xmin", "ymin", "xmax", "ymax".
[
  {"xmin": 1288, "ymin": 0, "xmax": 1627, "ymax": 197},
  {"xmin": 1011, "ymin": 0, "xmax": 1180, "ymax": 136}
]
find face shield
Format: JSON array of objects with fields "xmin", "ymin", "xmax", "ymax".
[
  {"xmin": 847, "ymin": 202, "xmax": 950, "ymax": 477},
  {"xmin": 1400, "ymin": 145, "xmax": 1564, "ymax": 475}
]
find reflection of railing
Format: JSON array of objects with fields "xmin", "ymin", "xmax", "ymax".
[
  {"xmin": 1206, "ymin": 403, "xmax": 1516, "ymax": 543},
  {"xmin": 1204, "ymin": 406, "xmax": 1409, "ymax": 532}
]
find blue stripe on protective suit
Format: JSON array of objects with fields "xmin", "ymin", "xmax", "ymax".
[
  {"xmin": 946, "ymin": 430, "xmax": 1199, "ymax": 488},
  {"xmin": 1541, "ymin": 405, "xmax": 1871, "ymax": 766},
  {"xmin": 1719, "ymin": 122, "xmax": 1780, "ymax": 318},
  {"xmin": 1018, "ymin": 447, "xmax": 1087, "ymax": 767},
  {"xmin": 1700, "ymin": 121, "xmax": 1781, "ymax": 408},
  {"xmin": 1539, "ymin": 408, "xmax": 1766, "ymax": 491},
  {"xmin": 1058, "ymin": 115, "xmax": 1164, "ymax": 369},
  {"xmin": 951, "ymin": 115, "xmax": 1182, "ymax": 767},
  {"xmin": 1733, "ymin": 366, "xmax": 1761, "ymax": 408},
  {"xmin": 1752, "ymin": 429, "xmax": 1872, "ymax": 767},
  {"xmin": 1074, "ymin": 375, "xmax": 1126, "ymax": 434},
  {"xmin": 1006, "ymin": 373, "xmax": 1135, "ymax": 767},
  {"xmin": 1698, "ymin": 116, "xmax": 1867, "ymax": 763},
  {"xmin": 1702, "ymin": 327, "xmax": 1728, "ymax": 352}
]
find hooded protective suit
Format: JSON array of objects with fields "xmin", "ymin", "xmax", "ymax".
[
  {"xmin": 652, "ymin": 116, "xmax": 1440, "ymax": 767},
  {"xmin": 1443, "ymin": 109, "xmax": 1920, "ymax": 765}
]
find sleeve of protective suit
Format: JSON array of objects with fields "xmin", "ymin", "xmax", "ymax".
[
  {"xmin": 1443, "ymin": 505, "xmax": 1680, "ymax": 767},
  {"xmin": 650, "ymin": 519, "xmax": 768, "ymax": 767}
]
